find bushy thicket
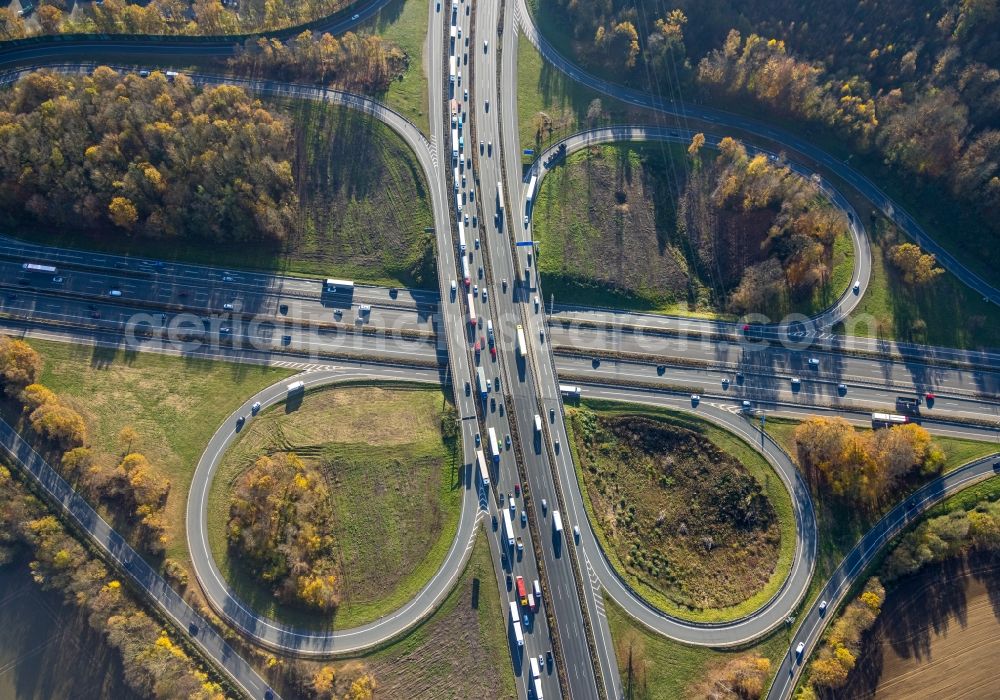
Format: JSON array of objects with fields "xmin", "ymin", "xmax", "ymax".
[
  {"xmin": 682, "ymin": 136, "xmax": 849, "ymax": 314},
  {"xmin": 227, "ymin": 452, "xmax": 340, "ymax": 611}
]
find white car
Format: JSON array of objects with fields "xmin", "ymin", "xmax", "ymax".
[
  {"xmin": 223, "ymin": 302, "xmax": 234, "ymax": 310},
  {"xmin": 690, "ymin": 394, "xmax": 700, "ymax": 405},
  {"xmin": 819, "ymin": 600, "xmax": 828, "ymax": 614},
  {"xmin": 524, "ymin": 215, "xmax": 529, "ymax": 227},
  {"xmin": 795, "ymin": 642, "xmax": 805, "ymax": 659},
  {"xmin": 251, "ymin": 401, "xmax": 261, "ymax": 414},
  {"xmin": 485, "ymin": 99, "xmax": 489, "ymax": 111},
  {"xmin": 484, "ymin": 40, "xmax": 488, "ymax": 51},
  {"xmin": 573, "ymin": 525, "xmax": 581, "ymax": 542},
  {"xmin": 853, "ymin": 280, "xmax": 860, "ymax": 294}
]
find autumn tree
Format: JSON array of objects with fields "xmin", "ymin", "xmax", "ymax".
[
  {"xmin": 694, "ymin": 654, "xmax": 771, "ymax": 698},
  {"xmin": 227, "ymin": 453, "xmax": 340, "ymax": 610},
  {"xmin": 311, "ymin": 666, "xmax": 336, "ymax": 699},
  {"xmin": 887, "ymin": 242, "xmax": 945, "ymax": 285},
  {"xmin": 36, "ymin": 4, "xmax": 62, "ymax": 33},
  {"xmin": 0, "ymin": 338, "xmax": 42, "ymax": 395},
  {"xmin": 29, "ymin": 400, "xmax": 87, "ymax": 449},
  {"xmin": 794, "ymin": 417, "xmax": 943, "ymax": 505},
  {"xmin": 61, "ymin": 446, "xmax": 93, "ymax": 479},
  {"xmin": 0, "ymin": 8, "xmax": 26, "ymax": 39},
  {"xmin": 118, "ymin": 425, "xmax": 139, "ymax": 454},
  {"xmin": 108, "ymin": 197, "xmax": 139, "ymax": 230}
]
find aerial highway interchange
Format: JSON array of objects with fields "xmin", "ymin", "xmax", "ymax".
[{"xmin": 0, "ymin": 1, "xmax": 998, "ymax": 699}]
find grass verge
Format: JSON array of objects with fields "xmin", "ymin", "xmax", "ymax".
[
  {"xmin": 838, "ymin": 214, "xmax": 1000, "ymax": 349},
  {"xmin": 22, "ymin": 337, "xmax": 292, "ymax": 568},
  {"xmin": 567, "ymin": 398, "xmax": 796, "ymax": 623},
  {"xmin": 517, "ymin": 39, "xmax": 665, "ymax": 157},
  {"xmin": 367, "ymin": 0, "xmax": 431, "ymax": 135},
  {"xmin": 207, "ymin": 383, "xmax": 463, "ymax": 630},
  {"xmin": 604, "ymin": 593, "xmax": 791, "ymax": 700},
  {"xmin": 285, "ymin": 526, "xmax": 516, "ymax": 699}
]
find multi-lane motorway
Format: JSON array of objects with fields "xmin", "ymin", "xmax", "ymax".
[{"xmin": 1, "ymin": 2, "xmax": 999, "ymax": 700}]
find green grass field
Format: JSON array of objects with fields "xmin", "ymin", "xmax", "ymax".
[
  {"xmin": 836, "ymin": 215, "xmax": 1000, "ymax": 349},
  {"xmin": 517, "ymin": 39, "xmax": 664, "ymax": 157},
  {"xmin": 207, "ymin": 383, "xmax": 463, "ymax": 630},
  {"xmin": 605, "ymin": 593, "xmax": 792, "ymax": 700},
  {"xmin": 366, "ymin": 0, "xmax": 430, "ymax": 135},
  {"xmin": 566, "ymin": 399, "xmax": 796, "ymax": 623},
  {"xmin": 358, "ymin": 527, "xmax": 516, "ymax": 698},
  {"xmin": 21, "ymin": 338, "xmax": 292, "ymax": 567},
  {"xmin": 533, "ymin": 142, "xmax": 854, "ymax": 318},
  {"xmin": 9, "ymin": 98, "xmax": 435, "ymax": 288}
]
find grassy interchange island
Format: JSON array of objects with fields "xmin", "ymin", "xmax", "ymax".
[{"xmin": 207, "ymin": 382, "xmax": 463, "ymax": 629}]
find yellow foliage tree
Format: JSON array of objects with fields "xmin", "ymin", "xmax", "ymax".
[{"xmin": 108, "ymin": 196, "xmax": 139, "ymax": 230}]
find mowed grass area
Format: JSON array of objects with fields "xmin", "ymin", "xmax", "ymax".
[
  {"xmin": 12, "ymin": 99, "xmax": 435, "ymax": 288},
  {"xmin": 566, "ymin": 399, "xmax": 797, "ymax": 623},
  {"xmin": 0, "ymin": 559, "xmax": 142, "ymax": 700},
  {"xmin": 517, "ymin": 39, "xmax": 665, "ymax": 156},
  {"xmin": 837, "ymin": 215, "xmax": 1000, "ymax": 350},
  {"xmin": 21, "ymin": 337, "xmax": 291, "ymax": 568},
  {"xmin": 367, "ymin": 0, "xmax": 430, "ymax": 135},
  {"xmin": 764, "ymin": 417, "xmax": 999, "ymax": 588},
  {"xmin": 208, "ymin": 383, "xmax": 463, "ymax": 630},
  {"xmin": 533, "ymin": 142, "xmax": 711, "ymax": 317},
  {"xmin": 360, "ymin": 529, "xmax": 516, "ymax": 699},
  {"xmin": 604, "ymin": 594, "xmax": 791, "ymax": 700}
]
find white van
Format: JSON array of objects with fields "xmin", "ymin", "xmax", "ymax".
[{"xmin": 109, "ymin": 289, "xmax": 122, "ymax": 297}]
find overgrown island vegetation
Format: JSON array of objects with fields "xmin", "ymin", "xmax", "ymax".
[
  {"xmin": 0, "ymin": 68, "xmax": 434, "ymax": 286},
  {"xmin": 567, "ymin": 402, "xmax": 794, "ymax": 620},
  {"xmin": 535, "ymin": 0, "xmax": 1000, "ymax": 281},
  {"xmin": 533, "ymin": 138, "xmax": 853, "ymax": 317},
  {"xmin": 0, "ymin": 0, "xmax": 350, "ymax": 38}
]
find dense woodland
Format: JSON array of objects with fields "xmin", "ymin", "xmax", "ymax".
[
  {"xmin": 0, "ymin": 68, "xmax": 297, "ymax": 242},
  {"xmin": 227, "ymin": 452, "xmax": 341, "ymax": 611},
  {"xmin": 683, "ymin": 136, "xmax": 849, "ymax": 314},
  {"xmin": 0, "ymin": 0, "xmax": 349, "ymax": 38},
  {"xmin": 542, "ymin": 0, "xmax": 1000, "ymax": 270}
]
